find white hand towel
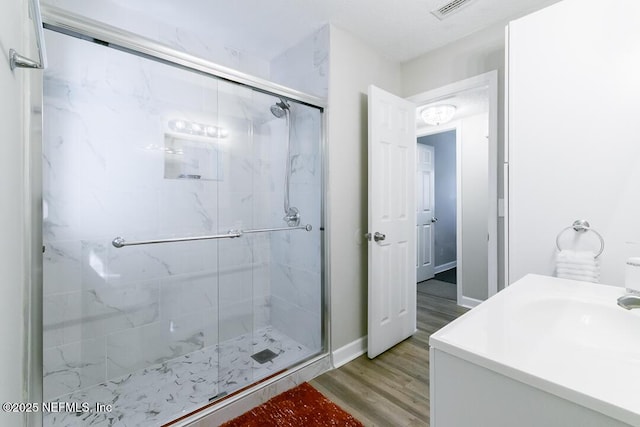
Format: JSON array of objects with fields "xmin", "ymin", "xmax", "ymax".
[
  {"xmin": 556, "ymin": 269, "xmax": 599, "ymax": 282},
  {"xmin": 556, "ymin": 250, "xmax": 600, "ymax": 264},
  {"xmin": 556, "ymin": 267, "xmax": 599, "ymax": 276},
  {"xmin": 555, "ymin": 249, "xmax": 600, "ymax": 283},
  {"xmin": 556, "ymin": 264, "xmax": 600, "ymax": 274}
]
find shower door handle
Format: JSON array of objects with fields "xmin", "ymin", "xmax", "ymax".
[{"xmin": 112, "ymin": 224, "xmax": 313, "ymax": 248}]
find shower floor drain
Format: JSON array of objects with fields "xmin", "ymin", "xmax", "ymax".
[{"xmin": 251, "ymin": 349, "xmax": 278, "ymax": 364}]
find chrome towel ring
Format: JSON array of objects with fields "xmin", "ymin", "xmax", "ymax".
[{"xmin": 555, "ymin": 219, "xmax": 604, "ymax": 258}]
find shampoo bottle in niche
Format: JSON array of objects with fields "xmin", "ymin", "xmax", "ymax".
[{"xmin": 624, "ymin": 257, "xmax": 640, "ymax": 293}]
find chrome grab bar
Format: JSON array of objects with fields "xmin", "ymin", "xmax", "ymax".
[{"xmin": 112, "ymin": 224, "xmax": 312, "ymax": 248}]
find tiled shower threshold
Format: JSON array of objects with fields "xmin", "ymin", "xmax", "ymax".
[{"xmin": 44, "ymin": 326, "xmax": 315, "ymax": 426}]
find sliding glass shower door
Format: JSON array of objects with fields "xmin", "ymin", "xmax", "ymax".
[{"xmin": 42, "ymin": 27, "xmax": 323, "ymax": 426}]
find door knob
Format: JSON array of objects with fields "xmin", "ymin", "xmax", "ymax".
[
  {"xmin": 374, "ymin": 232, "xmax": 386, "ymax": 242},
  {"xmin": 431, "ymin": 217, "xmax": 438, "ymax": 223}
]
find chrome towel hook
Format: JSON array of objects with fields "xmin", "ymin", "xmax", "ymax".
[{"xmin": 555, "ymin": 219, "xmax": 604, "ymax": 258}]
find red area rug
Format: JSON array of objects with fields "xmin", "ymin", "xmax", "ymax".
[{"xmin": 221, "ymin": 382, "xmax": 363, "ymax": 427}]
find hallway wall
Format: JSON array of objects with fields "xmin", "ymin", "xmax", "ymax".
[{"xmin": 419, "ymin": 131, "xmax": 457, "ymax": 269}]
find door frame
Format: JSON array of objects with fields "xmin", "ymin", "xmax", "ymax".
[{"xmin": 407, "ymin": 71, "xmax": 499, "ymax": 305}]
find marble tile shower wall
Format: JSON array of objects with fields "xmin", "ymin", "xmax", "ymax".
[
  {"xmin": 42, "ymin": 31, "xmax": 282, "ymax": 400},
  {"xmin": 270, "ymin": 25, "xmax": 330, "ymax": 99},
  {"xmin": 269, "ymin": 26, "xmax": 327, "ymax": 352},
  {"xmin": 270, "ymin": 107, "xmax": 322, "ymax": 351},
  {"xmin": 43, "ymin": 0, "xmax": 271, "ymax": 79}
]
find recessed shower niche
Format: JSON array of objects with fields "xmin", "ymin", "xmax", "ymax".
[{"xmin": 163, "ymin": 132, "xmax": 223, "ymax": 181}]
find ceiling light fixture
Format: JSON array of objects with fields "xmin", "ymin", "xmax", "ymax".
[{"xmin": 420, "ymin": 104, "xmax": 457, "ymax": 126}]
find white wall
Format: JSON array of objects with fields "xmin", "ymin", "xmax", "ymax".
[
  {"xmin": 401, "ymin": 23, "xmax": 506, "ymax": 291},
  {"xmin": 327, "ymin": 25, "xmax": 402, "ymax": 352},
  {"xmin": 1, "ymin": 1, "xmax": 30, "ymax": 426},
  {"xmin": 460, "ymin": 113, "xmax": 489, "ymax": 300},
  {"xmin": 507, "ymin": 0, "xmax": 640, "ymax": 286},
  {"xmin": 401, "ymin": 23, "xmax": 505, "ymax": 99}
]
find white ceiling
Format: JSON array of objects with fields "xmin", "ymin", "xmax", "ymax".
[{"xmin": 111, "ymin": 0, "xmax": 562, "ymax": 63}]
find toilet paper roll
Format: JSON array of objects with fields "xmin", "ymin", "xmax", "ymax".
[{"xmin": 625, "ymin": 257, "xmax": 640, "ymax": 292}]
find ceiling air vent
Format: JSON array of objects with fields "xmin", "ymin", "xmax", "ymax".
[{"xmin": 431, "ymin": 0, "xmax": 477, "ymax": 20}]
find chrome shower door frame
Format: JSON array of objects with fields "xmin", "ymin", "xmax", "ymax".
[
  {"xmin": 41, "ymin": 5, "xmax": 326, "ymax": 110},
  {"xmin": 34, "ymin": 5, "xmax": 330, "ymax": 426}
]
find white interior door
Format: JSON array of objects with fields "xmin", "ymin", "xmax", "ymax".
[
  {"xmin": 416, "ymin": 144, "xmax": 435, "ymax": 282},
  {"xmin": 367, "ymin": 85, "xmax": 416, "ymax": 359}
]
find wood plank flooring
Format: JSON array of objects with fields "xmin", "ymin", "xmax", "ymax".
[{"xmin": 310, "ymin": 287, "xmax": 469, "ymax": 426}]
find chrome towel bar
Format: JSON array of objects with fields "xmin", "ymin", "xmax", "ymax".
[
  {"xmin": 112, "ymin": 224, "xmax": 312, "ymax": 248},
  {"xmin": 555, "ymin": 219, "xmax": 604, "ymax": 258}
]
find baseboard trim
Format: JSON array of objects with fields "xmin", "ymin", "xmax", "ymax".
[
  {"xmin": 435, "ymin": 261, "xmax": 457, "ymax": 274},
  {"xmin": 332, "ymin": 336, "xmax": 367, "ymax": 368},
  {"xmin": 459, "ymin": 295, "xmax": 483, "ymax": 309}
]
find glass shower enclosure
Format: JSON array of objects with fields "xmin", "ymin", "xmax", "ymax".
[{"xmin": 41, "ymin": 21, "xmax": 324, "ymax": 426}]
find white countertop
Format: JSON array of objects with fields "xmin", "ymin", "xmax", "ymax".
[{"xmin": 430, "ymin": 274, "xmax": 640, "ymax": 426}]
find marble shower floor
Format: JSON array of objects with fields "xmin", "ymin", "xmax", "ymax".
[{"xmin": 44, "ymin": 326, "xmax": 315, "ymax": 427}]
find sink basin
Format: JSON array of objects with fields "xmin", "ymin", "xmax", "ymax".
[
  {"xmin": 430, "ymin": 274, "xmax": 640, "ymax": 426},
  {"xmin": 514, "ymin": 297, "xmax": 640, "ymax": 357}
]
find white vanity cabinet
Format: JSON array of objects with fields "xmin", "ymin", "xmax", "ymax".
[{"xmin": 430, "ymin": 349, "xmax": 631, "ymax": 427}]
